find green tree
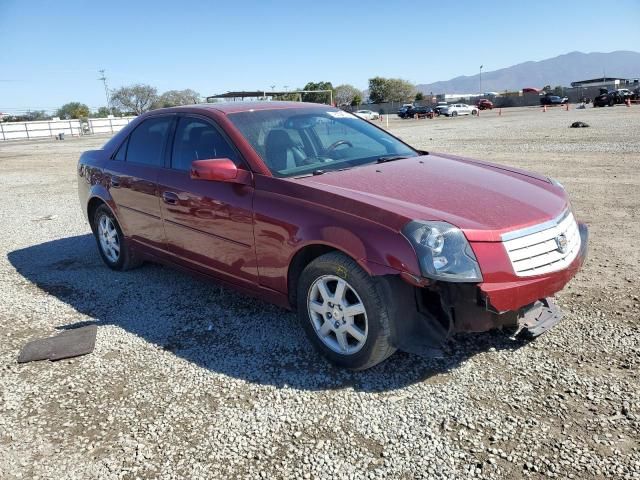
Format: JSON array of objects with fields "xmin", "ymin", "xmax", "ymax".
[
  {"xmin": 385, "ymin": 78, "xmax": 416, "ymax": 103},
  {"xmin": 301, "ymin": 81, "xmax": 334, "ymax": 104},
  {"xmin": 351, "ymin": 94, "xmax": 362, "ymax": 107},
  {"xmin": 111, "ymin": 84, "xmax": 158, "ymax": 115},
  {"xmin": 155, "ymin": 89, "xmax": 201, "ymax": 108},
  {"xmin": 91, "ymin": 107, "xmax": 111, "ymax": 118},
  {"xmin": 368, "ymin": 77, "xmax": 388, "ymax": 104},
  {"xmin": 24, "ymin": 110, "xmax": 50, "ymax": 121},
  {"xmin": 368, "ymin": 77, "xmax": 416, "ymax": 103},
  {"xmin": 335, "ymin": 84, "xmax": 362, "ymax": 106},
  {"xmin": 415, "ymin": 92, "xmax": 424, "ymax": 101},
  {"xmin": 273, "ymin": 89, "xmax": 302, "ymax": 101},
  {"xmin": 56, "ymin": 102, "xmax": 90, "ymax": 119}
]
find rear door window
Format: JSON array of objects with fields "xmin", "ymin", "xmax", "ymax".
[
  {"xmin": 171, "ymin": 117, "xmax": 239, "ymax": 171},
  {"xmin": 126, "ymin": 116, "xmax": 173, "ymax": 166}
]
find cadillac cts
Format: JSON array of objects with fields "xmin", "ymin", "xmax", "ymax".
[{"xmin": 78, "ymin": 102, "xmax": 588, "ymax": 370}]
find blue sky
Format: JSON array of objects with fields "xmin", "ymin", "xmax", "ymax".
[{"xmin": 1, "ymin": 0, "xmax": 638, "ymax": 113}]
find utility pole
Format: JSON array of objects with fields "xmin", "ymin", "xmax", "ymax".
[
  {"xmin": 98, "ymin": 69, "xmax": 110, "ymax": 110},
  {"xmin": 479, "ymin": 65, "xmax": 483, "ymax": 97}
]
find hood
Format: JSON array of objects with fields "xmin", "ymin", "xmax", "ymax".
[{"xmin": 293, "ymin": 154, "xmax": 568, "ymax": 242}]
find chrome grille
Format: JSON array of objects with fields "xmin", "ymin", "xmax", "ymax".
[{"xmin": 502, "ymin": 210, "xmax": 580, "ymax": 277}]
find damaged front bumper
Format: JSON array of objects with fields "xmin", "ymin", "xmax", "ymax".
[{"xmin": 381, "ymin": 223, "xmax": 588, "ymax": 356}]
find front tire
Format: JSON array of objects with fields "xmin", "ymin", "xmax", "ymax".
[
  {"xmin": 452, "ymin": 111, "xmax": 458, "ymax": 117},
  {"xmin": 92, "ymin": 205, "xmax": 142, "ymax": 271},
  {"xmin": 297, "ymin": 252, "xmax": 396, "ymax": 370}
]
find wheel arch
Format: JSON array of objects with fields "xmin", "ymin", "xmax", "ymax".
[
  {"xmin": 285, "ymin": 241, "xmax": 404, "ymax": 310},
  {"xmin": 86, "ymin": 194, "xmax": 124, "ymax": 235}
]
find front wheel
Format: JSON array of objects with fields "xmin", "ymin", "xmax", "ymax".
[
  {"xmin": 451, "ymin": 111, "xmax": 458, "ymax": 117},
  {"xmin": 297, "ymin": 252, "xmax": 396, "ymax": 370}
]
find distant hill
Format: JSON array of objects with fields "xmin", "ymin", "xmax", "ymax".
[{"xmin": 417, "ymin": 51, "xmax": 640, "ymax": 94}]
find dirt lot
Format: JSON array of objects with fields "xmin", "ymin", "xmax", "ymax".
[{"xmin": 0, "ymin": 105, "xmax": 638, "ymax": 479}]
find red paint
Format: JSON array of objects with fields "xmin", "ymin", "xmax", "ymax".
[{"xmin": 78, "ymin": 102, "xmax": 587, "ymax": 326}]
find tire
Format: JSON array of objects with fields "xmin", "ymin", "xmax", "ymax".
[
  {"xmin": 297, "ymin": 252, "xmax": 396, "ymax": 370},
  {"xmin": 452, "ymin": 111, "xmax": 458, "ymax": 117},
  {"xmin": 471, "ymin": 109, "xmax": 478, "ymax": 116},
  {"xmin": 92, "ymin": 204, "xmax": 142, "ymax": 271}
]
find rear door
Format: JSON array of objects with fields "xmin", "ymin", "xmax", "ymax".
[
  {"xmin": 157, "ymin": 115, "xmax": 258, "ymax": 285},
  {"xmin": 104, "ymin": 115, "xmax": 173, "ymax": 251}
]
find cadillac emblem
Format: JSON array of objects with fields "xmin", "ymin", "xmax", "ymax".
[{"xmin": 555, "ymin": 234, "xmax": 568, "ymax": 254}]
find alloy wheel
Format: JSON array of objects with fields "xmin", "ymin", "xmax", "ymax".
[
  {"xmin": 307, "ymin": 275, "xmax": 368, "ymax": 355},
  {"xmin": 98, "ymin": 214, "xmax": 120, "ymax": 263}
]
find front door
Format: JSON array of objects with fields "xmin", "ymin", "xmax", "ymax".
[
  {"xmin": 105, "ymin": 115, "xmax": 173, "ymax": 251},
  {"xmin": 157, "ymin": 115, "xmax": 258, "ymax": 285}
]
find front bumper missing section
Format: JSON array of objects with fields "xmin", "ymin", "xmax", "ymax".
[{"xmin": 379, "ymin": 274, "xmax": 566, "ymax": 358}]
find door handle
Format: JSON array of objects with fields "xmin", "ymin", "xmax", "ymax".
[
  {"xmin": 110, "ymin": 176, "xmax": 121, "ymax": 188},
  {"xmin": 162, "ymin": 191, "xmax": 179, "ymax": 205}
]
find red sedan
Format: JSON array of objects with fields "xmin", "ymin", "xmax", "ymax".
[{"xmin": 78, "ymin": 102, "xmax": 588, "ymax": 369}]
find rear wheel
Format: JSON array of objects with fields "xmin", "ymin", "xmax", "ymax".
[
  {"xmin": 471, "ymin": 109, "xmax": 478, "ymax": 116},
  {"xmin": 92, "ymin": 205, "xmax": 142, "ymax": 271},
  {"xmin": 297, "ymin": 252, "xmax": 396, "ymax": 370}
]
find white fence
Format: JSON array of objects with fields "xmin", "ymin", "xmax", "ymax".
[{"xmin": 0, "ymin": 116, "xmax": 136, "ymax": 141}]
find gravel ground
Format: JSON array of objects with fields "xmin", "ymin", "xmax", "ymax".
[{"xmin": 0, "ymin": 106, "xmax": 638, "ymax": 479}]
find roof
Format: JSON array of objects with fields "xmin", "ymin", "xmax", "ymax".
[
  {"xmin": 156, "ymin": 101, "xmax": 330, "ymax": 115},
  {"xmin": 571, "ymin": 77, "xmax": 628, "ymax": 87}
]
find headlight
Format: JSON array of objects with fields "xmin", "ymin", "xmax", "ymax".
[{"xmin": 402, "ymin": 221, "xmax": 483, "ymax": 282}]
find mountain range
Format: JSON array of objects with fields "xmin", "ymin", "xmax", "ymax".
[{"xmin": 416, "ymin": 51, "xmax": 640, "ymax": 94}]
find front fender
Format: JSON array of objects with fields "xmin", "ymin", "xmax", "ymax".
[{"xmin": 253, "ymin": 185, "xmax": 422, "ymax": 294}]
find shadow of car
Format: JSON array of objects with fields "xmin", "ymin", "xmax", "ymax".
[{"xmin": 8, "ymin": 234, "xmax": 529, "ymax": 392}]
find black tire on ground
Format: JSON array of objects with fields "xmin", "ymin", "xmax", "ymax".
[
  {"xmin": 452, "ymin": 111, "xmax": 458, "ymax": 117},
  {"xmin": 92, "ymin": 204, "xmax": 142, "ymax": 271},
  {"xmin": 472, "ymin": 109, "xmax": 478, "ymax": 116},
  {"xmin": 296, "ymin": 252, "xmax": 397, "ymax": 370}
]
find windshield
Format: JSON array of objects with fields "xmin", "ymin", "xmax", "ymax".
[{"xmin": 227, "ymin": 107, "xmax": 418, "ymax": 177}]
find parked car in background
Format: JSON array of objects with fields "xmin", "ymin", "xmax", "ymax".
[
  {"xmin": 78, "ymin": 101, "xmax": 588, "ymax": 370},
  {"xmin": 399, "ymin": 106, "xmax": 434, "ymax": 119},
  {"xmin": 540, "ymin": 95, "xmax": 569, "ymax": 106},
  {"xmin": 616, "ymin": 88, "xmax": 633, "ymax": 98},
  {"xmin": 354, "ymin": 110, "xmax": 380, "ymax": 121},
  {"xmin": 593, "ymin": 88, "xmax": 624, "ymax": 107},
  {"xmin": 476, "ymin": 99, "xmax": 494, "ymax": 110},
  {"xmin": 433, "ymin": 103, "xmax": 449, "ymax": 116},
  {"xmin": 397, "ymin": 106, "xmax": 411, "ymax": 118},
  {"xmin": 440, "ymin": 104, "xmax": 479, "ymax": 117}
]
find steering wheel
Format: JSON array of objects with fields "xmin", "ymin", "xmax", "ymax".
[{"xmin": 325, "ymin": 140, "xmax": 353, "ymax": 153}]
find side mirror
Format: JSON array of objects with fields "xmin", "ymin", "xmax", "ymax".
[{"xmin": 190, "ymin": 158, "xmax": 251, "ymax": 184}]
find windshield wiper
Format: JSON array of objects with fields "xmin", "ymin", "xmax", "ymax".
[{"xmin": 376, "ymin": 155, "xmax": 409, "ymax": 163}]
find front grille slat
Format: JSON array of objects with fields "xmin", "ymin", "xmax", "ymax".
[{"xmin": 502, "ymin": 210, "xmax": 581, "ymax": 277}]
